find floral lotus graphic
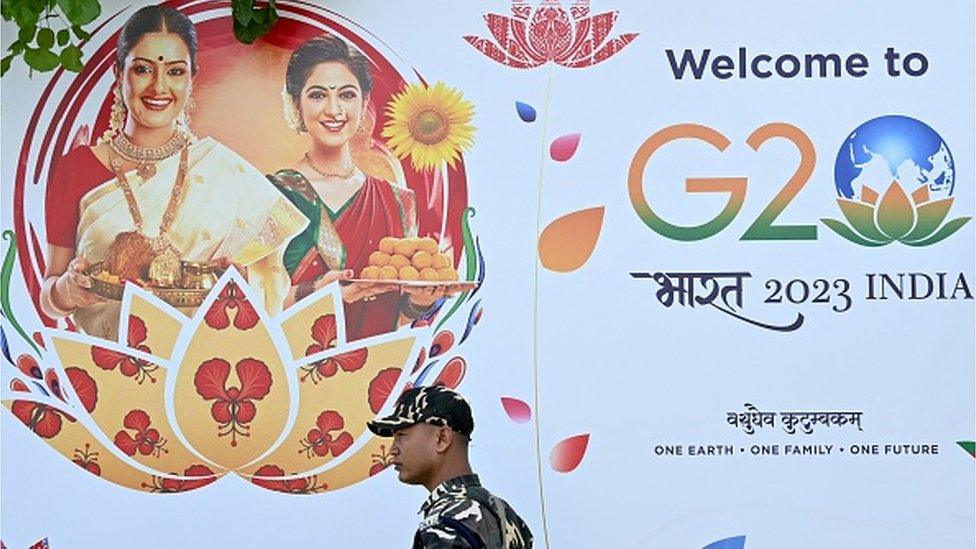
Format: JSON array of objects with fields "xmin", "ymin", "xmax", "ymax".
[
  {"xmin": 822, "ymin": 115, "xmax": 971, "ymax": 246},
  {"xmin": 463, "ymin": 0, "xmax": 638, "ymax": 68}
]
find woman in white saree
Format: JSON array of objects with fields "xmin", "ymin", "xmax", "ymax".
[{"xmin": 40, "ymin": 5, "xmax": 306, "ymax": 339}]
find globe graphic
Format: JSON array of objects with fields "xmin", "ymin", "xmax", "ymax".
[{"xmin": 834, "ymin": 115, "xmax": 955, "ymax": 202}]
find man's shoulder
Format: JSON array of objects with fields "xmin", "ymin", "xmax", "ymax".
[{"xmin": 422, "ymin": 486, "xmax": 533, "ymax": 549}]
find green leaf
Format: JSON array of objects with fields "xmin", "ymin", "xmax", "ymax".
[
  {"xmin": 903, "ymin": 216, "xmax": 972, "ymax": 247},
  {"xmin": 23, "ymin": 46, "xmax": 59, "ymax": 71},
  {"xmin": 56, "ymin": 0, "xmax": 100, "ymax": 26},
  {"xmin": 2, "ymin": 0, "xmax": 41, "ymax": 27},
  {"xmin": 18, "ymin": 23, "xmax": 37, "ymax": 43},
  {"xmin": 8, "ymin": 40, "xmax": 26, "ymax": 54},
  {"xmin": 1, "ymin": 54, "xmax": 13, "ymax": 76},
  {"xmin": 233, "ymin": 20, "xmax": 261, "ymax": 44},
  {"xmin": 820, "ymin": 218, "xmax": 889, "ymax": 247},
  {"xmin": 37, "ymin": 27, "xmax": 54, "ymax": 48},
  {"xmin": 70, "ymin": 24, "xmax": 90, "ymax": 41},
  {"xmin": 232, "ymin": 0, "xmax": 253, "ymax": 25},
  {"xmin": 59, "ymin": 44, "xmax": 83, "ymax": 71},
  {"xmin": 57, "ymin": 28, "xmax": 69, "ymax": 46}
]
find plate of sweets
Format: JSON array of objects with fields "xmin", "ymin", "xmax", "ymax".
[
  {"xmin": 353, "ymin": 236, "xmax": 477, "ymax": 290},
  {"xmin": 85, "ymin": 234, "xmax": 224, "ymax": 307}
]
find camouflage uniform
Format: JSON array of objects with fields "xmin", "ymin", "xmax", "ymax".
[{"xmin": 414, "ymin": 474, "xmax": 532, "ymax": 549}]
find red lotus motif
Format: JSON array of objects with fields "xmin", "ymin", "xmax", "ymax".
[
  {"xmin": 463, "ymin": 0, "xmax": 638, "ymax": 68},
  {"xmin": 142, "ymin": 464, "xmax": 218, "ymax": 493},
  {"xmin": 299, "ymin": 410, "xmax": 353, "ymax": 459},
  {"xmin": 204, "ymin": 281, "xmax": 259, "ymax": 330},
  {"xmin": 90, "ymin": 316, "xmax": 158, "ymax": 384},
  {"xmin": 251, "ymin": 464, "xmax": 327, "ymax": 493},
  {"xmin": 194, "ymin": 357, "xmax": 273, "ymax": 447},
  {"xmin": 72, "ymin": 443, "xmax": 102, "ymax": 476},
  {"xmin": 114, "ymin": 409, "xmax": 168, "ymax": 457}
]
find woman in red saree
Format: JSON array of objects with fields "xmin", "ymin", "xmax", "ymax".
[{"xmin": 270, "ymin": 35, "xmax": 445, "ymax": 340}]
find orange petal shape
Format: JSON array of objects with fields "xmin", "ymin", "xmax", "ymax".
[
  {"xmin": 551, "ymin": 433, "xmax": 590, "ymax": 473},
  {"xmin": 538, "ymin": 207, "xmax": 605, "ymax": 272},
  {"xmin": 500, "ymin": 397, "xmax": 531, "ymax": 424},
  {"xmin": 876, "ymin": 182, "xmax": 915, "ymax": 240},
  {"xmin": 550, "ymin": 133, "xmax": 581, "ymax": 162},
  {"xmin": 433, "ymin": 357, "xmax": 466, "ymax": 389}
]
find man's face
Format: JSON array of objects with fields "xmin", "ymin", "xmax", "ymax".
[{"xmin": 390, "ymin": 423, "xmax": 441, "ymax": 487}]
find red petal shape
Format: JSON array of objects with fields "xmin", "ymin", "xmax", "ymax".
[
  {"xmin": 32, "ymin": 408, "xmax": 64, "ymax": 439},
  {"xmin": 44, "ymin": 368, "xmax": 64, "ymax": 400},
  {"xmin": 127, "ymin": 315, "xmax": 148, "ymax": 347},
  {"xmin": 500, "ymin": 397, "xmax": 532, "ymax": 424},
  {"xmin": 11, "ymin": 400, "xmax": 37, "ymax": 425},
  {"xmin": 316, "ymin": 410, "xmax": 344, "ymax": 433},
  {"xmin": 550, "ymin": 133, "xmax": 581, "ymax": 162},
  {"xmin": 66, "ymin": 367, "xmax": 98, "ymax": 412},
  {"xmin": 123, "ymin": 409, "xmax": 151, "ymax": 432},
  {"xmin": 236, "ymin": 400, "xmax": 257, "ymax": 423},
  {"xmin": 211, "ymin": 401, "xmax": 232, "ymax": 424},
  {"xmin": 310, "ymin": 314, "xmax": 338, "ymax": 349},
  {"xmin": 412, "ymin": 348, "xmax": 427, "ymax": 375},
  {"xmin": 550, "ymin": 433, "xmax": 590, "ymax": 473},
  {"xmin": 204, "ymin": 302, "xmax": 230, "ymax": 329},
  {"xmin": 194, "ymin": 358, "xmax": 231, "ymax": 400},
  {"xmin": 10, "ymin": 379, "xmax": 30, "ymax": 392},
  {"xmin": 429, "ymin": 331, "xmax": 455, "ymax": 358},
  {"xmin": 16, "ymin": 354, "xmax": 41, "ymax": 379},
  {"xmin": 32, "ymin": 332, "xmax": 45, "ymax": 350},
  {"xmin": 232, "ymin": 298, "xmax": 260, "ymax": 330},
  {"xmin": 368, "ymin": 367, "xmax": 402, "ymax": 414},
  {"xmin": 333, "ymin": 347, "xmax": 369, "ymax": 373},
  {"xmin": 236, "ymin": 358, "xmax": 273, "ymax": 400},
  {"xmin": 114, "ymin": 430, "xmax": 140, "ymax": 455},
  {"xmin": 90, "ymin": 346, "xmax": 124, "ymax": 370},
  {"xmin": 330, "ymin": 431, "xmax": 353, "ymax": 456},
  {"xmin": 434, "ymin": 357, "xmax": 467, "ymax": 390},
  {"xmin": 118, "ymin": 357, "xmax": 140, "ymax": 377}
]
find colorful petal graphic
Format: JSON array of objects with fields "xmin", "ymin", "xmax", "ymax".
[
  {"xmin": 702, "ymin": 535, "xmax": 746, "ymax": 549},
  {"xmin": 550, "ymin": 133, "xmax": 581, "ymax": 162},
  {"xmin": 500, "ymin": 397, "xmax": 531, "ymax": 424},
  {"xmin": 433, "ymin": 357, "xmax": 466, "ymax": 389},
  {"xmin": 538, "ymin": 207, "xmax": 605, "ymax": 272},
  {"xmin": 550, "ymin": 433, "xmax": 590, "ymax": 472},
  {"xmin": 516, "ymin": 101, "xmax": 537, "ymax": 122},
  {"xmin": 957, "ymin": 441, "xmax": 975, "ymax": 458}
]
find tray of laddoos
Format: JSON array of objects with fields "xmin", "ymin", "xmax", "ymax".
[
  {"xmin": 86, "ymin": 259, "xmax": 225, "ymax": 308},
  {"xmin": 352, "ymin": 236, "xmax": 478, "ymax": 290}
]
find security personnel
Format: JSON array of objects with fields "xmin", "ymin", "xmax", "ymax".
[{"xmin": 368, "ymin": 386, "xmax": 533, "ymax": 548}]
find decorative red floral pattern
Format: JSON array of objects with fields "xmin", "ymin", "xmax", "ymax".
[
  {"xmin": 142, "ymin": 464, "xmax": 218, "ymax": 493},
  {"xmin": 368, "ymin": 367, "xmax": 402, "ymax": 414},
  {"xmin": 10, "ymin": 400, "xmax": 75, "ymax": 439},
  {"xmin": 251, "ymin": 464, "xmax": 327, "ymax": 494},
  {"xmin": 65, "ymin": 367, "xmax": 98, "ymax": 412},
  {"xmin": 369, "ymin": 444, "xmax": 394, "ymax": 476},
  {"xmin": 90, "ymin": 319, "xmax": 158, "ymax": 384},
  {"xmin": 16, "ymin": 353, "xmax": 42, "ymax": 378},
  {"xmin": 204, "ymin": 281, "xmax": 259, "ymax": 330},
  {"xmin": 114, "ymin": 409, "xmax": 168, "ymax": 457},
  {"xmin": 72, "ymin": 443, "xmax": 102, "ymax": 476},
  {"xmin": 299, "ymin": 410, "xmax": 353, "ymax": 459},
  {"xmin": 463, "ymin": 0, "xmax": 638, "ymax": 68},
  {"xmin": 300, "ymin": 347, "xmax": 369, "ymax": 384},
  {"xmin": 194, "ymin": 357, "xmax": 273, "ymax": 447},
  {"xmin": 306, "ymin": 314, "xmax": 338, "ymax": 355}
]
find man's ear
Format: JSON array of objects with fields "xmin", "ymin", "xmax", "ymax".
[{"xmin": 434, "ymin": 425, "xmax": 454, "ymax": 453}]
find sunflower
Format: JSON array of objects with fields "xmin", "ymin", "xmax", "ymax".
[{"xmin": 382, "ymin": 82, "xmax": 475, "ymax": 172}]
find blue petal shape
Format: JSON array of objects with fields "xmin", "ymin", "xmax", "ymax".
[
  {"xmin": 459, "ymin": 300, "xmax": 483, "ymax": 345},
  {"xmin": 0, "ymin": 326, "xmax": 12, "ymax": 366},
  {"xmin": 414, "ymin": 360, "xmax": 440, "ymax": 386},
  {"xmin": 516, "ymin": 101, "xmax": 536, "ymax": 123},
  {"xmin": 702, "ymin": 536, "xmax": 746, "ymax": 549}
]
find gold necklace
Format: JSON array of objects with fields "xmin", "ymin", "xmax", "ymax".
[
  {"xmin": 110, "ymin": 131, "xmax": 188, "ymax": 179},
  {"xmin": 105, "ymin": 146, "xmax": 190, "ymax": 287},
  {"xmin": 304, "ymin": 153, "xmax": 356, "ymax": 179}
]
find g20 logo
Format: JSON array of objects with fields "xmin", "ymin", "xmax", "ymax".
[{"xmin": 627, "ymin": 116, "xmax": 970, "ymax": 246}]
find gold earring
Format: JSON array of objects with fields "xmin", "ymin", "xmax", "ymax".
[
  {"xmin": 281, "ymin": 88, "xmax": 306, "ymax": 133},
  {"xmin": 99, "ymin": 84, "xmax": 127, "ymax": 144},
  {"xmin": 177, "ymin": 96, "xmax": 196, "ymax": 140}
]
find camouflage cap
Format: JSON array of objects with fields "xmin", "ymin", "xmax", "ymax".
[{"xmin": 367, "ymin": 386, "xmax": 474, "ymax": 438}]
